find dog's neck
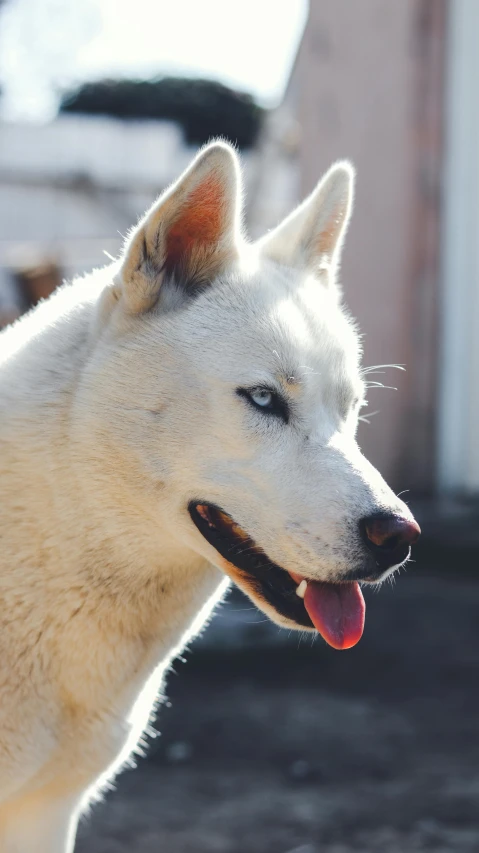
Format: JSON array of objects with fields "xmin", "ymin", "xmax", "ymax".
[{"xmin": 0, "ymin": 283, "xmax": 226, "ymax": 657}]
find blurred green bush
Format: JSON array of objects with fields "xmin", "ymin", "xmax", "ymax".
[{"xmin": 60, "ymin": 77, "xmax": 264, "ymax": 150}]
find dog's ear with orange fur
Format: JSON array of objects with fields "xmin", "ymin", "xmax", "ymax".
[
  {"xmin": 118, "ymin": 141, "xmax": 242, "ymax": 313},
  {"xmin": 257, "ymin": 161, "xmax": 355, "ymax": 286}
]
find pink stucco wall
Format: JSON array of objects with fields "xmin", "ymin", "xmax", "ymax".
[{"xmin": 291, "ymin": 0, "xmax": 444, "ymax": 490}]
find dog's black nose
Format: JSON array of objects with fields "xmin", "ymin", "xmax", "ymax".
[{"xmin": 360, "ymin": 513, "xmax": 421, "ymax": 572}]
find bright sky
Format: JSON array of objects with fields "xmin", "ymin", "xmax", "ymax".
[{"xmin": 0, "ymin": 0, "xmax": 308, "ymax": 121}]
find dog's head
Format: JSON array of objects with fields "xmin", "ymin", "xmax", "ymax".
[{"xmin": 89, "ymin": 141, "xmax": 419, "ymax": 649}]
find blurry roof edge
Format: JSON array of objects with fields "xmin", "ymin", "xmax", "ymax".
[
  {"xmin": 0, "ymin": 113, "xmax": 260, "ymax": 204},
  {"xmin": 0, "ymin": 114, "xmax": 208, "ymax": 192}
]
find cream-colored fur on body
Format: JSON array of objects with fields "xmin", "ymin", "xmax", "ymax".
[{"xmin": 0, "ymin": 142, "xmax": 413, "ymax": 851}]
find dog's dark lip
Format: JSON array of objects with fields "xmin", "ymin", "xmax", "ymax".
[
  {"xmin": 188, "ymin": 501, "xmax": 314, "ymax": 629},
  {"xmin": 341, "ymin": 550, "xmax": 410, "ymax": 584}
]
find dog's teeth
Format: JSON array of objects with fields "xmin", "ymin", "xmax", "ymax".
[{"xmin": 296, "ymin": 580, "xmax": 307, "ymax": 599}]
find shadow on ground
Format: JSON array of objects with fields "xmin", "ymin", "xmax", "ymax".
[{"xmin": 77, "ymin": 514, "xmax": 479, "ymax": 853}]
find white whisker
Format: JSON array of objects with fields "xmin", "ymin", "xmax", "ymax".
[
  {"xmin": 361, "ymin": 363, "xmax": 405, "ymax": 375},
  {"xmin": 358, "ymin": 410, "xmax": 380, "ymax": 424},
  {"xmin": 365, "ymin": 381, "xmax": 398, "ymax": 391}
]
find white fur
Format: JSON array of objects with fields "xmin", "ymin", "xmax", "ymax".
[{"xmin": 0, "ymin": 142, "xmax": 413, "ymax": 851}]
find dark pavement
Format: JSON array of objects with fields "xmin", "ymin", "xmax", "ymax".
[{"xmin": 76, "ymin": 553, "xmax": 479, "ymax": 853}]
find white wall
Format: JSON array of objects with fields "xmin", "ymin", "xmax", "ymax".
[
  {"xmin": 0, "ymin": 114, "xmax": 270, "ymax": 283},
  {"xmin": 438, "ymin": 0, "xmax": 479, "ymax": 493},
  {"xmin": 0, "ymin": 115, "xmax": 196, "ymax": 277}
]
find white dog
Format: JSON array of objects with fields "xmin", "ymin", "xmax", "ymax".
[{"xmin": 0, "ymin": 141, "xmax": 419, "ymax": 851}]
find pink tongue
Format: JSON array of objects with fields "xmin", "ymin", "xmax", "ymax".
[{"xmin": 303, "ymin": 581, "xmax": 365, "ymax": 650}]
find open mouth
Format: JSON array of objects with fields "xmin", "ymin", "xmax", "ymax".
[{"xmin": 188, "ymin": 502, "xmax": 365, "ymax": 650}]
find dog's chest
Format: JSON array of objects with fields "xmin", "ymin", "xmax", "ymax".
[
  {"xmin": 50, "ymin": 565, "xmax": 226, "ymax": 789},
  {"xmin": 60, "ymin": 563, "xmax": 225, "ymax": 742}
]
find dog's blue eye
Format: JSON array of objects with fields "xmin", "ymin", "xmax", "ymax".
[
  {"xmin": 251, "ymin": 389, "xmax": 273, "ymax": 408},
  {"xmin": 236, "ymin": 387, "xmax": 289, "ymax": 423}
]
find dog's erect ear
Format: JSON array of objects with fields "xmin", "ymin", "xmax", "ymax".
[
  {"xmin": 118, "ymin": 141, "xmax": 242, "ymax": 313},
  {"xmin": 257, "ymin": 161, "xmax": 354, "ymax": 284}
]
